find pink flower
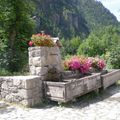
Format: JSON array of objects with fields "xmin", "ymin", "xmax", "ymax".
[
  {"xmin": 63, "ymin": 56, "xmax": 94, "ymax": 74},
  {"xmin": 63, "ymin": 56, "xmax": 106, "ymax": 73},
  {"xmin": 79, "ymin": 62, "xmax": 90, "ymax": 74},
  {"xmin": 28, "ymin": 41, "xmax": 33, "ymax": 46},
  {"xmin": 69, "ymin": 60, "xmax": 81, "ymax": 70},
  {"xmin": 97, "ymin": 60, "xmax": 106, "ymax": 70}
]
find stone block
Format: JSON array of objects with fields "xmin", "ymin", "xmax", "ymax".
[
  {"xmin": 47, "ymin": 55, "xmax": 59, "ymax": 65},
  {"xmin": 18, "ymin": 89, "xmax": 33, "ymax": 99},
  {"xmin": 32, "ymin": 56, "xmax": 47, "ymax": 67},
  {"xmin": 37, "ymin": 79, "xmax": 43, "ymax": 87},
  {"xmin": 0, "ymin": 76, "xmax": 43, "ymax": 107},
  {"xmin": 5, "ymin": 94, "xmax": 14, "ymax": 102},
  {"xmin": 28, "ymin": 47, "xmax": 35, "ymax": 51},
  {"xmin": 22, "ymin": 79, "xmax": 35, "ymax": 89},
  {"xmin": 9, "ymin": 86, "xmax": 18, "ymax": 93},
  {"xmin": 5, "ymin": 93, "xmax": 24, "ymax": 103},
  {"xmin": 29, "ymin": 58, "xmax": 33, "ymax": 65},
  {"xmin": 32, "ymin": 57, "xmax": 41, "ymax": 66},
  {"xmin": 13, "ymin": 79, "xmax": 22, "ymax": 86},
  {"xmin": 33, "ymin": 95, "xmax": 42, "ymax": 104},
  {"xmin": 1, "ymin": 90, "xmax": 9, "ymax": 98},
  {"xmin": 1, "ymin": 82, "xmax": 8, "ymax": 90},
  {"xmin": 29, "ymin": 50, "xmax": 42, "ymax": 58},
  {"xmin": 35, "ymin": 67, "xmax": 48, "ymax": 76},
  {"xmin": 49, "ymin": 47, "xmax": 60, "ymax": 55},
  {"xmin": 29, "ymin": 66, "xmax": 36, "ymax": 75},
  {"xmin": 21, "ymin": 99, "xmax": 31, "ymax": 107}
]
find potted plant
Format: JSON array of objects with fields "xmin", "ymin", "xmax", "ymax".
[{"xmin": 29, "ymin": 33, "xmax": 55, "ymax": 47}]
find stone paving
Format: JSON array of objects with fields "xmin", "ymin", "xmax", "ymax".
[{"xmin": 1, "ymin": 84, "xmax": 120, "ymax": 120}]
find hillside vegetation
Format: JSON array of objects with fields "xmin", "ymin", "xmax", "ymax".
[
  {"xmin": 33, "ymin": 0, "xmax": 119, "ymax": 38},
  {"xmin": 0, "ymin": 0, "xmax": 120, "ymax": 73}
]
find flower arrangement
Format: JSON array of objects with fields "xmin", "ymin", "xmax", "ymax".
[
  {"xmin": 63, "ymin": 56, "xmax": 106, "ymax": 74},
  {"xmin": 29, "ymin": 33, "xmax": 55, "ymax": 47},
  {"xmin": 88, "ymin": 57, "xmax": 106, "ymax": 71},
  {"xmin": 63, "ymin": 56, "xmax": 91, "ymax": 74}
]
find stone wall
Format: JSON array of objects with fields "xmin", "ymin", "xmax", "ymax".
[
  {"xmin": 29, "ymin": 47, "xmax": 63, "ymax": 81},
  {"xmin": 0, "ymin": 46, "xmax": 63, "ymax": 107},
  {"xmin": 0, "ymin": 76, "xmax": 42, "ymax": 107}
]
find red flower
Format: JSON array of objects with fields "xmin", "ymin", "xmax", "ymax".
[{"xmin": 28, "ymin": 41, "xmax": 33, "ymax": 46}]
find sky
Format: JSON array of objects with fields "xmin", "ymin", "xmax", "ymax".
[{"xmin": 97, "ymin": 0, "xmax": 120, "ymax": 21}]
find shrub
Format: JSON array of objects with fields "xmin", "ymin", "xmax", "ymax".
[
  {"xmin": 107, "ymin": 45, "xmax": 120, "ymax": 69},
  {"xmin": 0, "ymin": 69, "xmax": 12, "ymax": 76}
]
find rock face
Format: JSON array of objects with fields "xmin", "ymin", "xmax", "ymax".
[
  {"xmin": 28, "ymin": 47, "xmax": 63, "ymax": 81},
  {"xmin": 0, "ymin": 76, "xmax": 42, "ymax": 107}
]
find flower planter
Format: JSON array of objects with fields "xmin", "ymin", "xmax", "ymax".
[
  {"xmin": 44, "ymin": 73, "xmax": 101, "ymax": 102},
  {"xmin": 101, "ymin": 69, "xmax": 120, "ymax": 89},
  {"xmin": 62, "ymin": 70, "xmax": 82, "ymax": 79}
]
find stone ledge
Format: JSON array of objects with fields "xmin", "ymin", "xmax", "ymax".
[{"xmin": 0, "ymin": 76, "xmax": 43, "ymax": 107}]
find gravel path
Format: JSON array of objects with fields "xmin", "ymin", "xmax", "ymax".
[{"xmin": 1, "ymin": 84, "xmax": 120, "ymax": 120}]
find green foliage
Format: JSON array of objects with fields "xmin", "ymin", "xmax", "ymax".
[
  {"xmin": 0, "ymin": 29, "xmax": 8, "ymax": 52},
  {"xmin": 77, "ymin": 26, "xmax": 120, "ymax": 56},
  {"xmin": 107, "ymin": 45, "xmax": 120, "ymax": 69},
  {"xmin": 61, "ymin": 36, "xmax": 82, "ymax": 58},
  {"xmin": 0, "ymin": 0, "xmax": 120, "ymax": 73},
  {"xmin": 78, "ymin": 0, "xmax": 118, "ymax": 30},
  {"xmin": 0, "ymin": 69, "xmax": 12, "ymax": 76},
  {"xmin": 0, "ymin": 0, "xmax": 35, "ymax": 72}
]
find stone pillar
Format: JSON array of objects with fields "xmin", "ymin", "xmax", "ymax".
[{"xmin": 28, "ymin": 47, "xmax": 63, "ymax": 81}]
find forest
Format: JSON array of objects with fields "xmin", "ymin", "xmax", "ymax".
[{"xmin": 0, "ymin": 0, "xmax": 120, "ymax": 75}]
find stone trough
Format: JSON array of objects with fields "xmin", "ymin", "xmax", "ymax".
[
  {"xmin": 44, "ymin": 73, "xmax": 101, "ymax": 102},
  {"xmin": 101, "ymin": 69, "xmax": 120, "ymax": 89},
  {"xmin": 44, "ymin": 69, "xmax": 120, "ymax": 103}
]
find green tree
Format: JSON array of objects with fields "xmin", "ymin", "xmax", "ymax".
[
  {"xmin": 0, "ymin": 0, "xmax": 35, "ymax": 71},
  {"xmin": 77, "ymin": 26, "xmax": 120, "ymax": 56},
  {"xmin": 107, "ymin": 45, "xmax": 120, "ymax": 69},
  {"xmin": 61, "ymin": 36, "xmax": 82, "ymax": 58}
]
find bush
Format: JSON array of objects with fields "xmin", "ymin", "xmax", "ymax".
[
  {"xmin": 0, "ymin": 51, "xmax": 9, "ymax": 70},
  {"xmin": 61, "ymin": 36, "xmax": 82, "ymax": 58},
  {"xmin": 107, "ymin": 45, "xmax": 120, "ymax": 69},
  {"xmin": 0, "ymin": 69, "xmax": 12, "ymax": 76},
  {"xmin": 77, "ymin": 26, "xmax": 120, "ymax": 57}
]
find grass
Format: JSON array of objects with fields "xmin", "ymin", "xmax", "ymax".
[
  {"xmin": 0, "ymin": 69, "xmax": 29, "ymax": 76},
  {"xmin": 0, "ymin": 69, "xmax": 12, "ymax": 76}
]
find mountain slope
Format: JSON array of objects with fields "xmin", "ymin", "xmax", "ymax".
[
  {"xmin": 33, "ymin": 0, "xmax": 119, "ymax": 38},
  {"xmin": 78, "ymin": 0, "xmax": 118, "ymax": 30}
]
